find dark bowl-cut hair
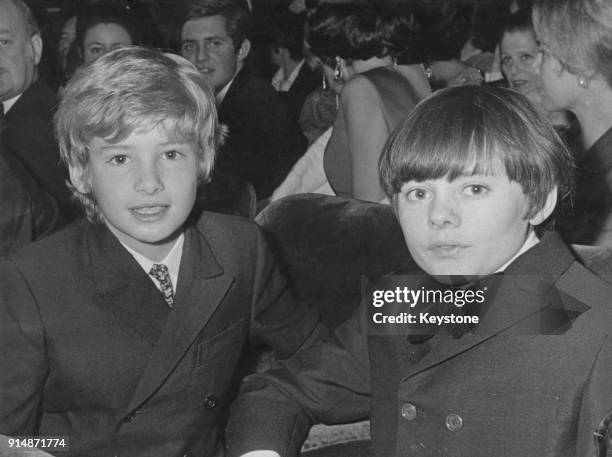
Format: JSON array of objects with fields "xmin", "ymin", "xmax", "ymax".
[
  {"xmin": 75, "ymin": 0, "xmax": 143, "ymax": 52},
  {"xmin": 182, "ymin": 0, "xmax": 251, "ymax": 51},
  {"xmin": 306, "ymin": 3, "xmax": 416, "ymax": 66},
  {"xmin": 379, "ymin": 85, "xmax": 574, "ymax": 223}
]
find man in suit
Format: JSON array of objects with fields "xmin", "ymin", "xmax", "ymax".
[
  {"xmin": 180, "ymin": 0, "xmax": 307, "ymax": 200},
  {"xmin": 0, "ymin": 0, "xmax": 79, "ymax": 220},
  {"xmin": 226, "ymin": 86, "xmax": 612, "ymax": 457},
  {"xmin": 0, "ymin": 135, "xmax": 62, "ymax": 257},
  {"xmin": 268, "ymin": 10, "xmax": 320, "ymax": 121},
  {"xmin": 0, "ymin": 47, "xmax": 321, "ymax": 457}
]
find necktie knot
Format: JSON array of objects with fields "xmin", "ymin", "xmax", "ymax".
[{"xmin": 149, "ymin": 263, "xmax": 174, "ymax": 308}]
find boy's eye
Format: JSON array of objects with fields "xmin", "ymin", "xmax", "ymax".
[
  {"xmin": 406, "ymin": 188, "xmax": 430, "ymax": 201},
  {"xmin": 463, "ymin": 184, "xmax": 489, "ymax": 196},
  {"xmin": 520, "ymin": 53, "xmax": 534, "ymax": 63},
  {"xmin": 500, "ymin": 55, "xmax": 512, "ymax": 66},
  {"xmin": 0, "ymin": 39, "xmax": 11, "ymax": 47},
  {"xmin": 163, "ymin": 150, "xmax": 182, "ymax": 160},
  {"xmin": 108, "ymin": 154, "xmax": 128, "ymax": 165},
  {"xmin": 181, "ymin": 42, "xmax": 194, "ymax": 52}
]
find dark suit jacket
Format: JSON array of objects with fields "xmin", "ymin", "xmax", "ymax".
[
  {"xmin": 227, "ymin": 232, "xmax": 612, "ymax": 457},
  {"xmin": 0, "ymin": 213, "xmax": 321, "ymax": 457},
  {"xmin": 558, "ymin": 126, "xmax": 612, "ymax": 245},
  {"xmin": 2, "ymin": 78, "xmax": 79, "ymax": 220},
  {"xmin": 0, "ymin": 140, "xmax": 62, "ymax": 257},
  {"xmin": 279, "ymin": 63, "xmax": 320, "ymax": 122},
  {"xmin": 217, "ymin": 67, "xmax": 307, "ymax": 199}
]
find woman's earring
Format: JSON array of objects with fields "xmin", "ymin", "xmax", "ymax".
[
  {"xmin": 422, "ymin": 62, "xmax": 433, "ymax": 81},
  {"xmin": 321, "ymin": 72, "xmax": 328, "ymax": 90},
  {"xmin": 577, "ymin": 74, "xmax": 590, "ymax": 88},
  {"xmin": 334, "ymin": 56, "xmax": 343, "ymax": 81}
]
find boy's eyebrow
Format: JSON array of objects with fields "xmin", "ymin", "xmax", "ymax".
[{"xmin": 96, "ymin": 141, "xmax": 189, "ymax": 151}]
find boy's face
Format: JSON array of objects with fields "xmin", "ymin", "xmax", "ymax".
[
  {"xmin": 395, "ymin": 172, "xmax": 552, "ymax": 276},
  {"xmin": 70, "ymin": 126, "xmax": 200, "ymax": 261}
]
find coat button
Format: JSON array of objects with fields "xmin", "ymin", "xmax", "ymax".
[
  {"xmin": 123, "ymin": 412, "xmax": 135, "ymax": 423},
  {"xmin": 445, "ymin": 413, "xmax": 463, "ymax": 431},
  {"xmin": 204, "ymin": 395, "xmax": 218, "ymax": 409},
  {"xmin": 400, "ymin": 403, "xmax": 417, "ymax": 421}
]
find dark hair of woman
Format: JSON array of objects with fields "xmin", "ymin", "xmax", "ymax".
[
  {"xmin": 307, "ymin": 4, "xmax": 415, "ymax": 66},
  {"xmin": 75, "ymin": 0, "xmax": 143, "ymax": 53}
]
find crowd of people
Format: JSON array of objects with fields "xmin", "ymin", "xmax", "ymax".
[{"xmin": 3, "ymin": 0, "xmax": 612, "ymax": 455}]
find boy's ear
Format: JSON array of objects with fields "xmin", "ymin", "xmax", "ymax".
[
  {"xmin": 68, "ymin": 165, "xmax": 91, "ymax": 195},
  {"xmin": 528, "ymin": 186, "xmax": 558, "ymax": 226},
  {"xmin": 237, "ymin": 38, "xmax": 251, "ymax": 63}
]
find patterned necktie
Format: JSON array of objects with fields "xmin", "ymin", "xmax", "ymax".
[{"xmin": 149, "ymin": 263, "xmax": 174, "ymax": 308}]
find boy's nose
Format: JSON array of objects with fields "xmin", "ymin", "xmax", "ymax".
[
  {"xmin": 428, "ymin": 196, "xmax": 460, "ymax": 229},
  {"xmin": 135, "ymin": 166, "xmax": 164, "ymax": 194}
]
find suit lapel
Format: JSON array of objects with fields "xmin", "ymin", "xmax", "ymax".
[
  {"xmin": 89, "ymin": 223, "xmax": 167, "ymax": 346},
  {"xmin": 217, "ymin": 66, "xmax": 249, "ymax": 121},
  {"xmin": 401, "ymin": 232, "xmax": 590, "ymax": 381},
  {"xmin": 125, "ymin": 225, "xmax": 234, "ymax": 413}
]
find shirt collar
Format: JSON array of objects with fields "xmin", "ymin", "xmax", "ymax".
[
  {"xmin": 271, "ymin": 59, "xmax": 305, "ymax": 92},
  {"xmin": 216, "ymin": 77, "xmax": 235, "ymax": 106},
  {"xmin": 120, "ymin": 233, "xmax": 185, "ymax": 290},
  {"xmin": 496, "ymin": 229, "xmax": 539, "ymax": 273},
  {"xmin": 2, "ymin": 94, "xmax": 22, "ymax": 115}
]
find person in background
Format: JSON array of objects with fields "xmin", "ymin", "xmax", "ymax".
[
  {"xmin": 0, "ymin": 131, "xmax": 62, "ymax": 258},
  {"xmin": 73, "ymin": 0, "xmax": 141, "ymax": 66},
  {"xmin": 310, "ymin": 3, "xmax": 424, "ymax": 202},
  {"xmin": 532, "ymin": 0, "xmax": 612, "ymax": 245},
  {"xmin": 268, "ymin": 11, "xmax": 319, "ymax": 121},
  {"xmin": 0, "ymin": 0, "xmax": 79, "ymax": 220},
  {"xmin": 499, "ymin": 8, "xmax": 574, "ymax": 136},
  {"xmin": 416, "ymin": 2, "xmax": 484, "ymax": 90},
  {"xmin": 460, "ymin": 3, "xmax": 506, "ymax": 74},
  {"xmin": 180, "ymin": 0, "xmax": 307, "ymax": 201}
]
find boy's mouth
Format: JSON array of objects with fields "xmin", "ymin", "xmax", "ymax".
[
  {"xmin": 130, "ymin": 205, "xmax": 169, "ymax": 220},
  {"xmin": 427, "ymin": 244, "xmax": 469, "ymax": 257}
]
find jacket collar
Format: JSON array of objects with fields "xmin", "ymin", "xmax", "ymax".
[
  {"xmin": 85, "ymin": 222, "xmax": 233, "ymax": 412},
  {"xmin": 401, "ymin": 232, "xmax": 590, "ymax": 380}
]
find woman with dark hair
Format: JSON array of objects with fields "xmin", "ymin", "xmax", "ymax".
[
  {"xmin": 74, "ymin": 0, "xmax": 142, "ymax": 65},
  {"xmin": 533, "ymin": 0, "xmax": 612, "ymax": 245},
  {"xmin": 308, "ymin": 4, "xmax": 426, "ymax": 202}
]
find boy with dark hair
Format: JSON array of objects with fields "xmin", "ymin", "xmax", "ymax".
[
  {"xmin": 227, "ymin": 85, "xmax": 612, "ymax": 457},
  {"xmin": 0, "ymin": 47, "xmax": 320, "ymax": 457}
]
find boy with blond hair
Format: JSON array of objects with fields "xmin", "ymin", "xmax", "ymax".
[{"xmin": 0, "ymin": 47, "xmax": 320, "ymax": 457}]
